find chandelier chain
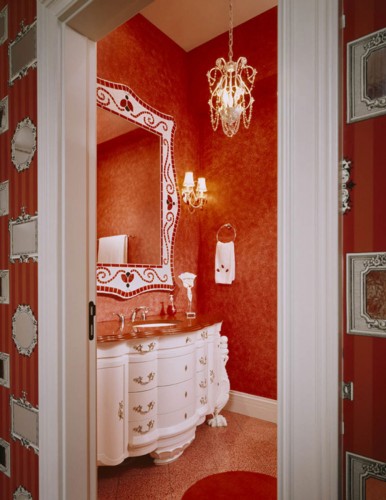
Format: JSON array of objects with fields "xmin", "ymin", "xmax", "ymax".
[{"xmin": 228, "ymin": 0, "xmax": 233, "ymax": 61}]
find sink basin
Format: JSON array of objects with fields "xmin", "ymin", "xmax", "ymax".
[{"xmin": 133, "ymin": 321, "xmax": 179, "ymax": 329}]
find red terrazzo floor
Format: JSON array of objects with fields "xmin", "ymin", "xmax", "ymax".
[{"xmin": 98, "ymin": 410, "xmax": 277, "ymax": 499}]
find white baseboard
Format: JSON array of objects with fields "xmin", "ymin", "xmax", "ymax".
[{"xmin": 224, "ymin": 390, "xmax": 277, "ymax": 424}]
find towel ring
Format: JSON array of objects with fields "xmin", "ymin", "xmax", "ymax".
[{"xmin": 216, "ymin": 223, "xmax": 237, "ymax": 242}]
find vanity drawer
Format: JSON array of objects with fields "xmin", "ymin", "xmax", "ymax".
[
  {"xmin": 158, "ymin": 352, "xmax": 195, "ymax": 386},
  {"xmin": 158, "ymin": 379, "xmax": 195, "ymax": 414},
  {"xmin": 128, "ymin": 389, "xmax": 157, "ymax": 422},
  {"xmin": 157, "ymin": 403, "xmax": 196, "ymax": 428},
  {"xmin": 158, "ymin": 333, "xmax": 197, "ymax": 350},
  {"xmin": 128, "ymin": 360, "xmax": 157, "ymax": 392}
]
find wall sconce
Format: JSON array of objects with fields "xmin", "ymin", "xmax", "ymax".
[{"xmin": 181, "ymin": 172, "xmax": 207, "ymax": 211}]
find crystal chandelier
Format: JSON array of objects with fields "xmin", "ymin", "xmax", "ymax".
[{"xmin": 207, "ymin": 0, "xmax": 257, "ymax": 137}]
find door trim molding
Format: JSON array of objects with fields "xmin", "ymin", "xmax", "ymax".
[{"xmin": 278, "ymin": 0, "xmax": 340, "ymax": 498}]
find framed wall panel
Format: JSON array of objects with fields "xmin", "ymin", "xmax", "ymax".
[
  {"xmin": 0, "ymin": 5, "xmax": 7, "ymax": 46},
  {"xmin": 12, "ymin": 305, "xmax": 38, "ymax": 356},
  {"xmin": 10, "ymin": 393, "xmax": 39, "ymax": 454},
  {"xmin": 9, "ymin": 209, "xmax": 38, "ymax": 263},
  {"xmin": 347, "ymin": 252, "xmax": 386, "ymax": 336},
  {"xmin": 346, "ymin": 452, "xmax": 386, "ymax": 500},
  {"xmin": 0, "ymin": 270, "xmax": 9, "ymax": 304},
  {"xmin": 347, "ymin": 28, "xmax": 386, "ymax": 123},
  {"xmin": 8, "ymin": 20, "xmax": 37, "ymax": 86},
  {"xmin": 13, "ymin": 486, "xmax": 32, "ymax": 500},
  {"xmin": 0, "ymin": 180, "xmax": 9, "ymax": 216},
  {"xmin": 0, "ymin": 437, "xmax": 11, "ymax": 477},
  {"xmin": 0, "ymin": 353, "xmax": 10, "ymax": 388},
  {"xmin": 11, "ymin": 117, "xmax": 37, "ymax": 172},
  {"xmin": 0, "ymin": 95, "xmax": 8, "ymax": 134}
]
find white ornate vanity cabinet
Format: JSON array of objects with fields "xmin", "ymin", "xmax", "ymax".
[{"xmin": 97, "ymin": 317, "xmax": 230, "ymax": 465}]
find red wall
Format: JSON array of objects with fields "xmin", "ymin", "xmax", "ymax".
[
  {"xmin": 97, "ymin": 9, "xmax": 278, "ymax": 399},
  {"xmin": 0, "ymin": 1, "xmax": 38, "ymax": 497},
  {"xmin": 342, "ymin": 0, "xmax": 386, "ymax": 479}
]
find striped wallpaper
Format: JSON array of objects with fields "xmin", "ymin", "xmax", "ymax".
[{"xmin": 0, "ymin": 0, "xmax": 38, "ymax": 498}]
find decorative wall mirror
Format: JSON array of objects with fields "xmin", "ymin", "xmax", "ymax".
[
  {"xmin": 10, "ymin": 393, "xmax": 39, "ymax": 454},
  {"xmin": 0, "ymin": 270, "xmax": 9, "ymax": 304},
  {"xmin": 13, "ymin": 485, "xmax": 33, "ymax": 500},
  {"xmin": 347, "ymin": 252, "xmax": 386, "ymax": 337},
  {"xmin": 0, "ymin": 5, "xmax": 8, "ymax": 46},
  {"xmin": 9, "ymin": 208, "xmax": 38, "ymax": 263},
  {"xmin": 0, "ymin": 437, "xmax": 10, "ymax": 477},
  {"xmin": 96, "ymin": 78, "xmax": 180, "ymax": 298},
  {"xmin": 0, "ymin": 352, "xmax": 10, "ymax": 388},
  {"xmin": 0, "ymin": 180, "xmax": 9, "ymax": 216},
  {"xmin": 347, "ymin": 27, "xmax": 386, "ymax": 123},
  {"xmin": 11, "ymin": 118, "xmax": 37, "ymax": 172},
  {"xmin": 12, "ymin": 305, "xmax": 38, "ymax": 357},
  {"xmin": 8, "ymin": 20, "xmax": 37, "ymax": 86},
  {"xmin": 0, "ymin": 96, "xmax": 8, "ymax": 134}
]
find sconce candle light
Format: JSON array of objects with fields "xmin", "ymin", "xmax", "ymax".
[{"xmin": 181, "ymin": 171, "xmax": 207, "ymax": 211}]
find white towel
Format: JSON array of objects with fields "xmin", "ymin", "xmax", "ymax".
[
  {"xmin": 98, "ymin": 235, "xmax": 128, "ymax": 264},
  {"xmin": 215, "ymin": 241, "xmax": 235, "ymax": 284}
]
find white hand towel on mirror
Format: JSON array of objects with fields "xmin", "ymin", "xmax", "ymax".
[
  {"xmin": 98, "ymin": 235, "xmax": 128, "ymax": 264},
  {"xmin": 215, "ymin": 241, "xmax": 235, "ymax": 284}
]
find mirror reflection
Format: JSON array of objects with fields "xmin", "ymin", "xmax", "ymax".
[{"xmin": 97, "ymin": 107, "xmax": 161, "ymax": 265}]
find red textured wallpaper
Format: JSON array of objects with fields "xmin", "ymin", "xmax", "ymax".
[
  {"xmin": 98, "ymin": 128, "xmax": 161, "ymax": 264},
  {"xmin": 342, "ymin": 0, "xmax": 386, "ymax": 484},
  {"xmin": 190, "ymin": 10, "xmax": 278, "ymax": 399},
  {"xmin": 0, "ymin": 1, "xmax": 38, "ymax": 498},
  {"xmin": 96, "ymin": 10, "xmax": 278, "ymax": 400}
]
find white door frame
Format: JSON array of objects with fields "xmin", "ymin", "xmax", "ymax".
[{"xmin": 37, "ymin": 0, "xmax": 340, "ymax": 498}]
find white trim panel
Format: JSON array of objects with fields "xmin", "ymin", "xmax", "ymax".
[{"xmin": 225, "ymin": 390, "xmax": 277, "ymax": 423}]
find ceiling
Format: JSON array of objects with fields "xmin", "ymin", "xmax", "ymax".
[{"xmin": 140, "ymin": 0, "xmax": 278, "ymax": 52}]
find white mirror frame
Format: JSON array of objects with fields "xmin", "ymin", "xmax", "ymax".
[
  {"xmin": 0, "ymin": 270, "xmax": 9, "ymax": 304},
  {"xmin": 0, "ymin": 352, "xmax": 10, "ymax": 388},
  {"xmin": 13, "ymin": 485, "xmax": 33, "ymax": 500},
  {"xmin": 96, "ymin": 78, "xmax": 180, "ymax": 299},
  {"xmin": 9, "ymin": 208, "xmax": 38, "ymax": 263},
  {"xmin": 11, "ymin": 117, "xmax": 37, "ymax": 172},
  {"xmin": 12, "ymin": 304, "xmax": 38, "ymax": 357},
  {"xmin": 10, "ymin": 393, "xmax": 39, "ymax": 454},
  {"xmin": 0, "ymin": 180, "xmax": 9, "ymax": 216},
  {"xmin": 0, "ymin": 95, "xmax": 9, "ymax": 134},
  {"xmin": 0, "ymin": 5, "xmax": 8, "ymax": 46},
  {"xmin": 8, "ymin": 20, "xmax": 37, "ymax": 87}
]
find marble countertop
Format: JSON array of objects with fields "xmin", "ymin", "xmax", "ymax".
[{"xmin": 96, "ymin": 314, "xmax": 222, "ymax": 343}]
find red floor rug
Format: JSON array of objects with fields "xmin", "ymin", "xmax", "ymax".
[{"xmin": 182, "ymin": 471, "xmax": 277, "ymax": 499}]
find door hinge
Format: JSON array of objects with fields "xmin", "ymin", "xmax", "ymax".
[
  {"xmin": 89, "ymin": 301, "xmax": 96, "ymax": 341},
  {"xmin": 342, "ymin": 381, "xmax": 354, "ymax": 401},
  {"xmin": 341, "ymin": 14, "xmax": 346, "ymax": 29}
]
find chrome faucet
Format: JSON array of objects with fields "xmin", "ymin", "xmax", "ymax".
[
  {"xmin": 113, "ymin": 312, "xmax": 125, "ymax": 328},
  {"xmin": 130, "ymin": 306, "xmax": 149, "ymax": 321}
]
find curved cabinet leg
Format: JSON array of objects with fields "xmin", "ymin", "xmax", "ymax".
[{"xmin": 207, "ymin": 335, "xmax": 230, "ymax": 428}]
